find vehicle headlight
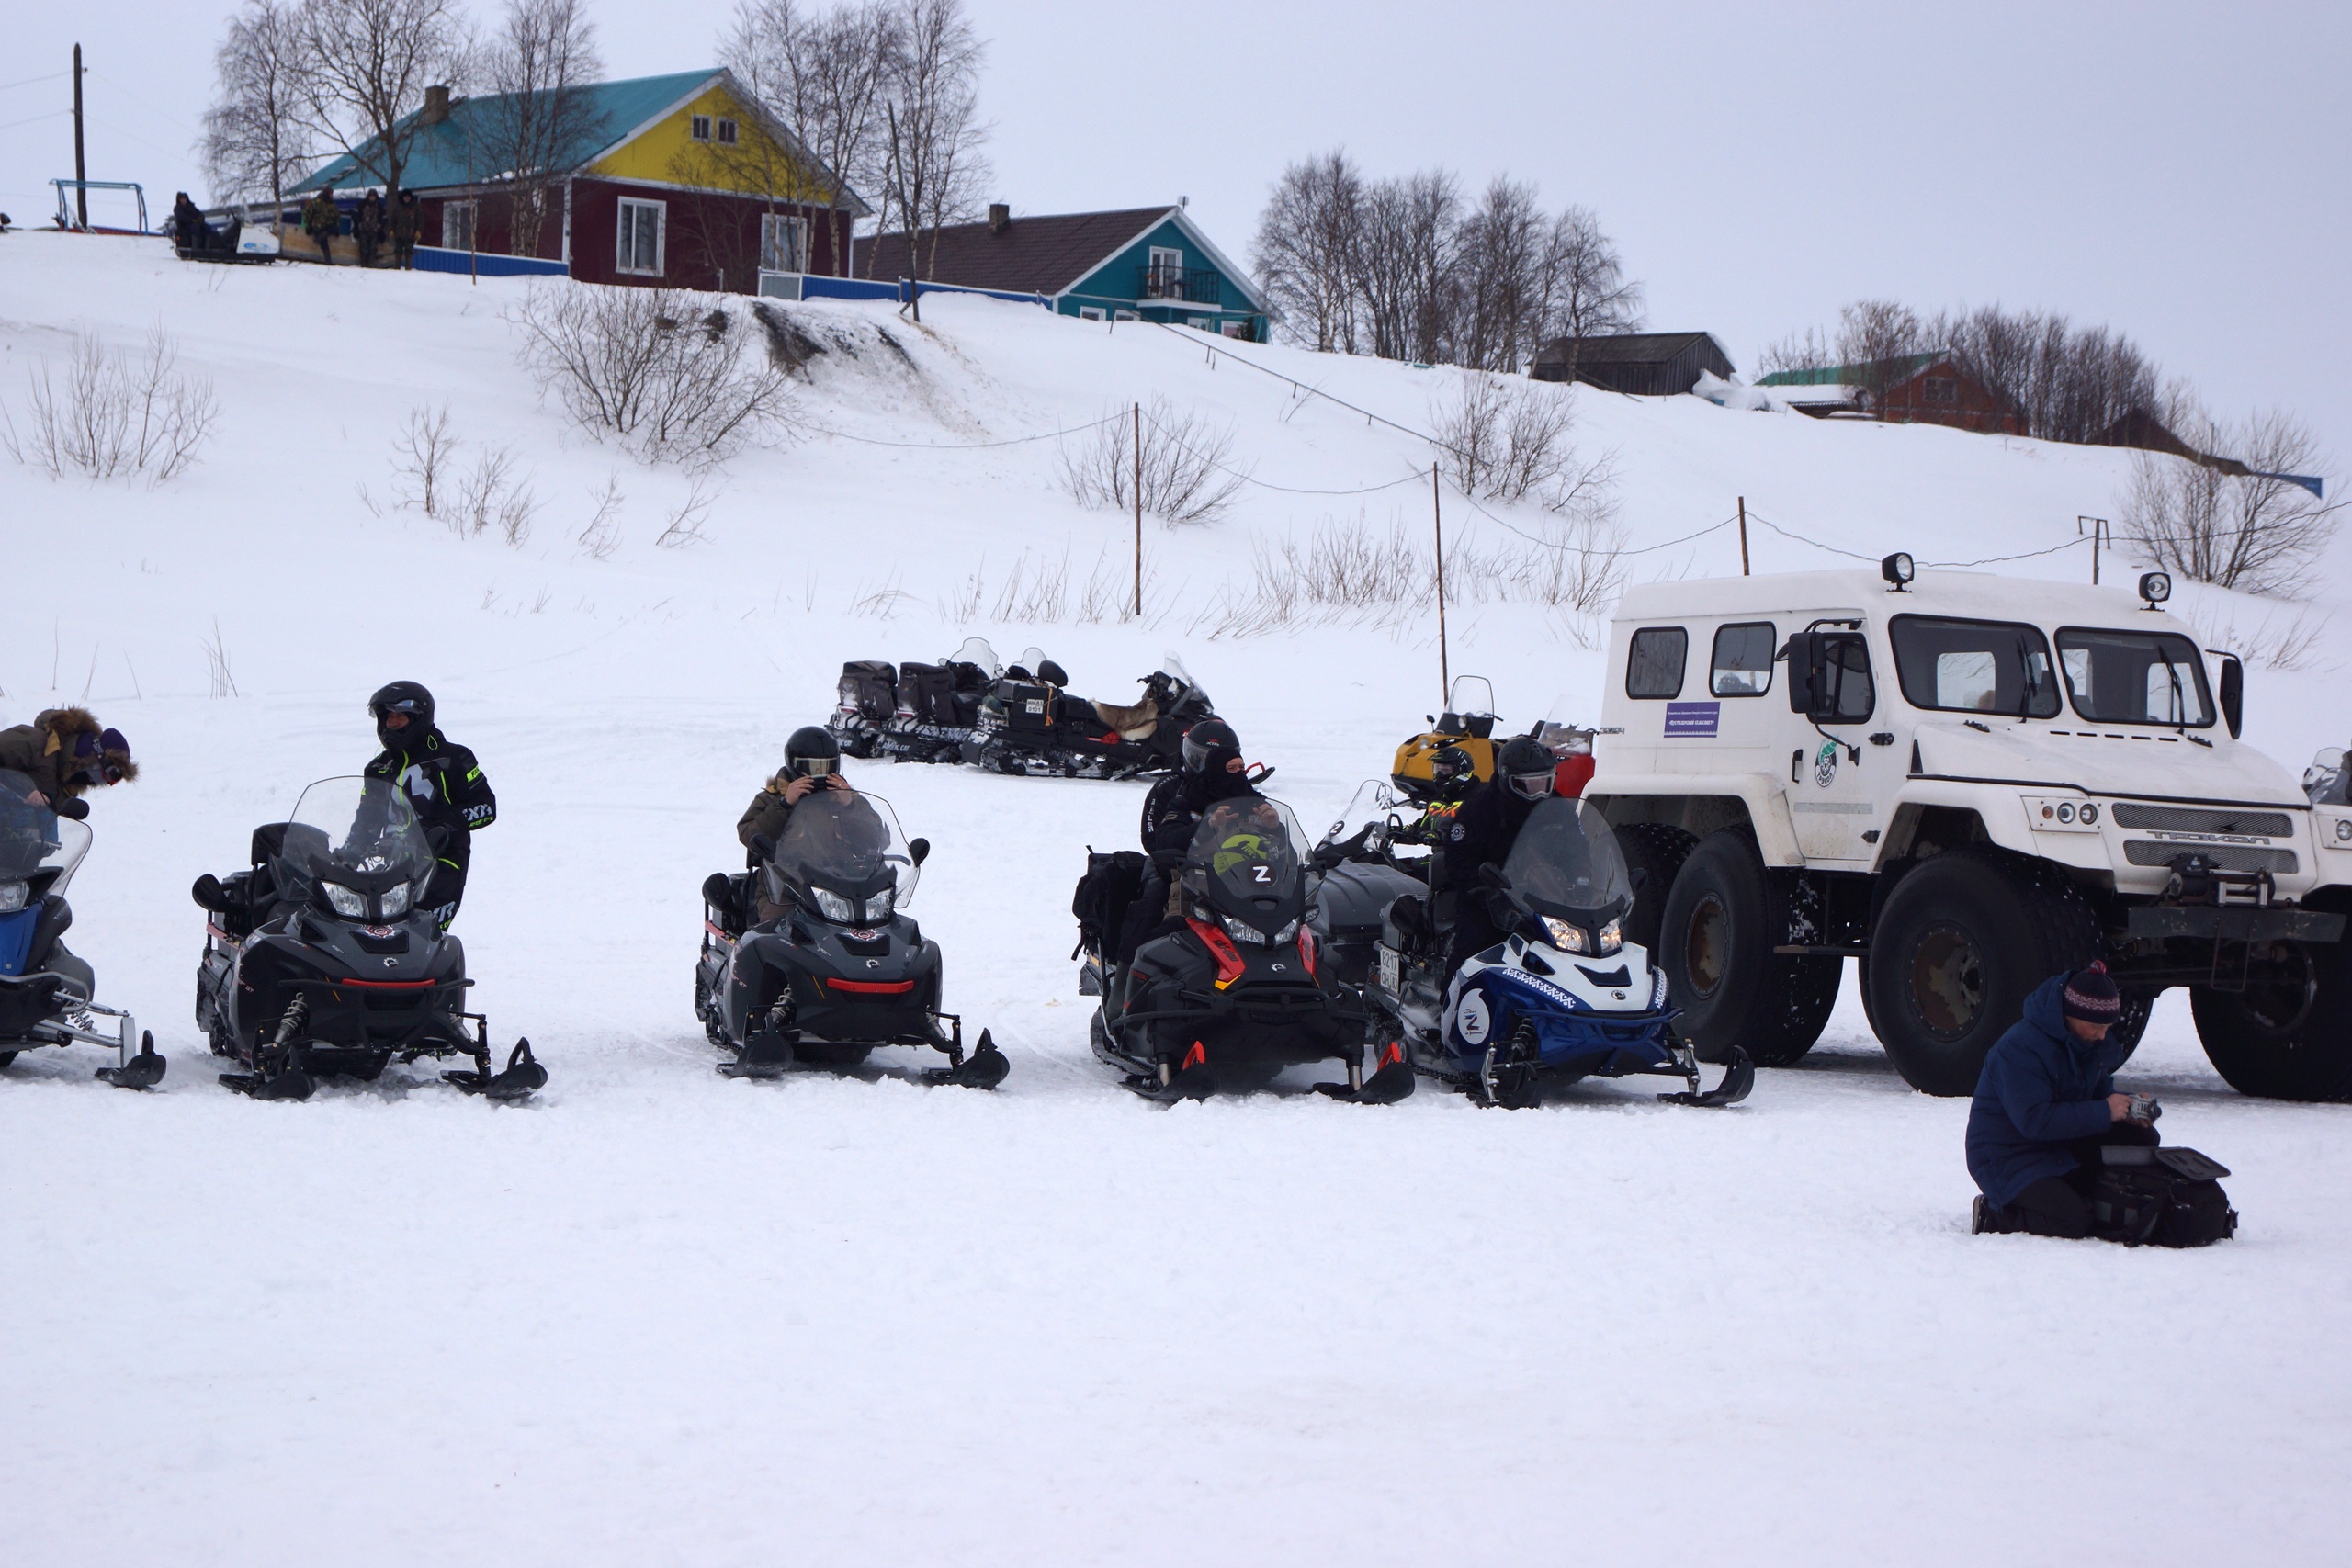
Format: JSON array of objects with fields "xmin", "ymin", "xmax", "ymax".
[
  {"xmin": 1272, "ymin": 918, "xmax": 1300, "ymax": 944},
  {"xmin": 380, "ymin": 880, "xmax": 413, "ymax": 918},
  {"xmin": 812, "ymin": 888, "xmax": 854, "ymax": 923},
  {"xmin": 1597, "ymin": 918, "xmax": 1623, "ymax": 955},
  {"xmin": 1221, "ymin": 913, "xmax": 1267, "ymax": 946},
  {"xmin": 862, "ymin": 888, "xmax": 895, "ymax": 922},
  {"xmin": 1541, "ymin": 916, "xmax": 1589, "ymax": 953},
  {"xmin": 323, "ymin": 882, "xmax": 369, "ymax": 919},
  {"xmin": 0, "ymin": 880, "xmax": 27, "ymax": 913}
]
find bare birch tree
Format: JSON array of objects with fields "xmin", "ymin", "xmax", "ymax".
[
  {"xmin": 1537, "ymin": 205, "xmax": 1644, "ymax": 384},
  {"xmin": 2122, "ymin": 409, "xmax": 2343, "ymax": 596},
  {"xmin": 1452, "ymin": 175, "xmax": 1548, "ymax": 373},
  {"xmin": 876, "ymin": 0, "xmax": 989, "ymax": 287},
  {"xmin": 293, "ymin": 0, "xmax": 474, "ymax": 200},
  {"xmin": 199, "ymin": 0, "xmax": 316, "ymax": 209},
  {"xmin": 1250, "ymin": 150, "xmax": 1363, "ymax": 354},
  {"xmin": 719, "ymin": 0, "xmax": 894, "ymax": 276},
  {"xmin": 1353, "ymin": 170, "xmax": 1457, "ymax": 362},
  {"xmin": 476, "ymin": 0, "xmax": 603, "ymax": 257}
]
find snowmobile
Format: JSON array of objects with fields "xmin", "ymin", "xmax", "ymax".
[
  {"xmin": 1079, "ymin": 795, "xmax": 1414, "ymax": 1103},
  {"xmin": 0, "ymin": 769, "xmax": 164, "ymax": 1088},
  {"xmin": 695, "ymin": 789, "xmax": 1006, "ymax": 1087},
  {"xmin": 1391, "ymin": 680, "xmax": 1606, "ymax": 803},
  {"xmin": 964, "ymin": 652, "xmax": 1217, "ymax": 780},
  {"xmin": 1361, "ymin": 795, "xmax": 1752, "ymax": 1109},
  {"xmin": 191, "ymin": 776, "xmax": 545, "ymax": 1102},
  {"xmin": 830, "ymin": 637, "xmax": 1001, "ymax": 765}
]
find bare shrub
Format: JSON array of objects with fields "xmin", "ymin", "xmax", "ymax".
[
  {"xmin": 577, "ymin": 475, "xmax": 623, "ymax": 560},
  {"xmin": 202, "ymin": 618, "xmax": 240, "ymax": 698},
  {"xmin": 391, "ymin": 402, "xmax": 458, "ymax": 516},
  {"xmin": 2, "ymin": 330, "xmax": 218, "ymax": 484},
  {"xmin": 506, "ymin": 284, "xmax": 796, "ymax": 468},
  {"xmin": 2186, "ymin": 604, "xmax": 2333, "ymax": 673},
  {"xmin": 1432, "ymin": 375, "xmax": 1616, "ymax": 514},
  {"xmin": 2120, "ymin": 410, "xmax": 2343, "ymax": 596},
  {"xmin": 1057, "ymin": 397, "xmax": 1246, "ymax": 525},
  {"xmin": 989, "ymin": 549, "xmax": 1069, "ymax": 622},
  {"xmin": 655, "ymin": 475, "xmax": 718, "ymax": 547}
]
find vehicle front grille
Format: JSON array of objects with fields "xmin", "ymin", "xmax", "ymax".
[
  {"xmin": 2122, "ymin": 841, "xmax": 2298, "ymax": 874},
  {"xmin": 2111, "ymin": 803, "xmax": 2294, "ymax": 837}
]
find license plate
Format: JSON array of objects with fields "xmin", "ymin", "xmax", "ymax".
[{"xmin": 1378, "ymin": 947, "xmax": 1400, "ymax": 994}]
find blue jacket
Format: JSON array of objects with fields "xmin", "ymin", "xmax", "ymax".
[{"xmin": 1964, "ymin": 975, "xmax": 2127, "ymax": 1207}]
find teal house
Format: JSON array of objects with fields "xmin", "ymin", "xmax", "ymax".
[{"xmin": 858, "ymin": 203, "xmax": 1273, "ymax": 340}]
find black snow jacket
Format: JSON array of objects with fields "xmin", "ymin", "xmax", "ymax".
[
  {"xmin": 364, "ymin": 728, "xmax": 495, "ymax": 870},
  {"xmin": 1433, "ymin": 777, "xmax": 1540, "ymax": 906},
  {"xmin": 1140, "ymin": 766, "xmax": 1262, "ymax": 871},
  {"xmin": 1965, "ymin": 975, "xmax": 2131, "ymax": 1207}
]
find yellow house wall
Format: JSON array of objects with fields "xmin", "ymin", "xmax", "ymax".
[{"xmin": 587, "ymin": 83, "xmax": 829, "ymax": 200}]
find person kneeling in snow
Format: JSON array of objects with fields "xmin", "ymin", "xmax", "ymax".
[
  {"xmin": 1967, "ymin": 962, "xmax": 2155, "ymax": 1237},
  {"xmin": 0, "ymin": 707, "xmax": 137, "ymax": 818}
]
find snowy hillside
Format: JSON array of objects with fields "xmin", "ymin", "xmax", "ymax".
[{"xmin": 4, "ymin": 232, "xmax": 2349, "ymax": 1566}]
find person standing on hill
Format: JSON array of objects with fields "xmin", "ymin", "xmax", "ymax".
[
  {"xmin": 390, "ymin": 190, "xmax": 420, "ymax": 269},
  {"xmin": 0, "ymin": 707, "xmax": 137, "ymax": 818},
  {"xmin": 363, "ymin": 682, "xmax": 495, "ymax": 931},
  {"xmin": 301, "ymin": 188, "xmax": 340, "ymax": 263},
  {"xmin": 353, "ymin": 190, "xmax": 385, "ymax": 267}
]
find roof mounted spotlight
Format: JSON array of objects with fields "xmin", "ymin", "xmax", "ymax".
[
  {"xmin": 1881, "ymin": 551, "xmax": 1915, "ymax": 592},
  {"xmin": 2139, "ymin": 570, "xmax": 2171, "ymax": 610}
]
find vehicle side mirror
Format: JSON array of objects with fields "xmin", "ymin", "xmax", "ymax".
[
  {"xmin": 1781, "ymin": 633, "xmax": 1818, "ymax": 715},
  {"xmin": 2218, "ymin": 653, "xmax": 2244, "ymax": 739},
  {"xmin": 910, "ymin": 837, "xmax": 931, "ymax": 866},
  {"xmin": 702, "ymin": 873, "xmax": 734, "ymax": 910},
  {"xmin": 2319, "ymin": 747, "xmax": 2347, "ymax": 772}
]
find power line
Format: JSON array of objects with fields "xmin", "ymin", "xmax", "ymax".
[
  {"xmin": 0, "ymin": 72, "xmax": 68, "ymax": 94},
  {"xmin": 799, "ymin": 409, "xmax": 1125, "ymax": 450},
  {"xmin": 0, "ymin": 109, "xmax": 68, "ymax": 133}
]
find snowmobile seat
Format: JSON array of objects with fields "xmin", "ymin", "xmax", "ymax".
[
  {"xmin": 1091, "ymin": 694, "xmax": 1159, "ymax": 740},
  {"xmin": 898, "ymin": 663, "xmax": 959, "ymax": 726}
]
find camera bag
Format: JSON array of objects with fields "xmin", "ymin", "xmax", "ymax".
[
  {"xmin": 2089, "ymin": 1145, "xmax": 2238, "ymax": 1247},
  {"xmin": 1071, "ymin": 850, "xmax": 1148, "ymax": 960}
]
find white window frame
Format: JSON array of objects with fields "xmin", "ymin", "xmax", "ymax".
[
  {"xmin": 1114, "ymin": 309, "xmax": 1137, "ymax": 321},
  {"xmin": 1149, "ymin": 244, "xmax": 1182, "ymax": 275},
  {"xmin": 690, "ymin": 114, "xmax": 713, "ymax": 141},
  {"xmin": 1078, "ymin": 306, "xmax": 1105, "ymax": 321},
  {"xmin": 441, "ymin": 198, "xmax": 477, "ymax": 252},
  {"xmin": 616, "ymin": 197, "xmax": 666, "ymax": 276},
  {"xmin": 716, "ymin": 118, "xmax": 739, "ymax": 146},
  {"xmin": 759, "ymin": 212, "xmax": 807, "ymax": 275}
]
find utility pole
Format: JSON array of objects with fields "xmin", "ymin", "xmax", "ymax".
[
  {"xmin": 1737, "ymin": 495, "xmax": 1750, "ymax": 576},
  {"xmin": 1132, "ymin": 401, "xmax": 1143, "ymax": 619},
  {"xmin": 2078, "ymin": 515, "xmax": 2109, "ymax": 585},
  {"xmin": 72, "ymin": 44, "xmax": 86, "ymax": 230},
  {"xmin": 1433, "ymin": 462, "xmax": 1450, "ymax": 702}
]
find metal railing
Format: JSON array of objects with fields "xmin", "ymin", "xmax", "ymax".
[{"xmin": 1137, "ymin": 265, "xmax": 1222, "ymax": 304}]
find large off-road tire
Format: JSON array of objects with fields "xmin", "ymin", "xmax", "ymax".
[
  {"xmin": 1658, "ymin": 830, "xmax": 1841, "ymax": 1067},
  {"xmin": 1866, "ymin": 849, "xmax": 2098, "ymax": 1097},
  {"xmin": 1614, "ymin": 822, "xmax": 1698, "ymax": 957},
  {"xmin": 2190, "ymin": 935, "xmax": 2352, "ymax": 1100}
]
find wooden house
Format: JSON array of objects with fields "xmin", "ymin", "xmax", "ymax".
[
  {"xmin": 1531, "ymin": 332, "xmax": 1733, "ymax": 394},
  {"xmin": 1757, "ymin": 352, "xmax": 2020, "ymax": 434},
  {"xmin": 288, "ymin": 70, "xmax": 867, "ymax": 291},
  {"xmin": 857, "ymin": 205, "xmax": 1273, "ymax": 340}
]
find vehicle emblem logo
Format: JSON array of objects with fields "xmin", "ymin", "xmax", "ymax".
[
  {"xmin": 1271, "ymin": 963, "xmax": 1286, "ymax": 973},
  {"xmin": 865, "ymin": 958, "xmax": 881, "ymax": 968},
  {"xmin": 384, "ymin": 957, "xmax": 399, "ymax": 968},
  {"xmin": 849, "ymin": 928, "xmax": 879, "ymax": 941},
  {"xmin": 1815, "ymin": 739, "xmax": 1839, "ymax": 788},
  {"xmin": 1455, "ymin": 990, "xmax": 1491, "ymax": 1045},
  {"xmin": 365, "ymin": 925, "xmax": 394, "ymax": 937}
]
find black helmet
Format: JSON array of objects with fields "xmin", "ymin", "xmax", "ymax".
[
  {"xmin": 785, "ymin": 725, "xmax": 842, "ymax": 780},
  {"xmin": 1430, "ymin": 745, "xmax": 1475, "ymax": 789},
  {"xmin": 1498, "ymin": 736, "xmax": 1556, "ymax": 801},
  {"xmin": 368, "ymin": 681, "xmax": 435, "ymax": 750},
  {"xmin": 1182, "ymin": 718, "xmax": 1241, "ymax": 776}
]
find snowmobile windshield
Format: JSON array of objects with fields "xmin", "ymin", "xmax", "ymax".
[
  {"xmin": 952, "ymin": 637, "xmax": 1000, "ymax": 676},
  {"xmin": 1182, "ymin": 796, "xmax": 1306, "ymax": 937},
  {"xmin": 1448, "ymin": 675, "xmax": 1496, "ymax": 718},
  {"xmin": 1160, "ymin": 653, "xmax": 1209, "ymax": 709},
  {"xmin": 1501, "ymin": 798, "xmax": 1633, "ymax": 919},
  {"xmin": 1324, "ymin": 780, "xmax": 1399, "ymax": 848},
  {"xmin": 277, "ymin": 777, "xmax": 436, "ymax": 915},
  {"xmin": 764, "ymin": 790, "xmax": 919, "ymax": 923},
  {"xmin": 0, "ymin": 768, "xmax": 91, "ymax": 899}
]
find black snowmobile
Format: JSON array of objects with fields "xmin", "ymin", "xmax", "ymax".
[
  {"xmin": 964, "ymin": 652, "xmax": 1216, "ymax": 780},
  {"xmin": 830, "ymin": 637, "xmax": 1001, "ymax": 765},
  {"xmin": 1075, "ymin": 795, "xmax": 1413, "ymax": 1103},
  {"xmin": 695, "ymin": 789, "xmax": 1006, "ymax": 1087},
  {"xmin": 0, "ymin": 769, "xmax": 165, "ymax": 1088},
  {"xmin": 191, "ymin": 776, "xmax": 545, "ymax": 1102}
]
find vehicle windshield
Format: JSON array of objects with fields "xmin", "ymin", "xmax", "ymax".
[
  {"xmin": 1184, "ymin": 796, "xmax": 1305, "ymax": 908},
  {"xmin": 1323, "ymin": 780, "xmax": 1398, "ymax": 847},
  {"xmin": 0, "ymin": 767, "xmax": 92, "ymax": 898},
  {"xmin": 1161, "ymin": 653, "xmax": 1208, "ymax": 707},
  {"xmin": 951, "ymin": 637, "xmax": 999, "ymax": 675},
  {"xmin": 1448, "ymin": 675, "xmax": 1496, "ymax": 717},
  {"xmin": 765, "ymin": 790, "xmax": 920, "ymax": 916},
  {"xmin": 2055, "ymin": 628, "xmax": 2213, "ymax": 727},
  {"xmin": 277, "ymin": 776, "xmax": 435, "ymax": 898},
  {"xmin": 1501, "ymin": 798, "xmax": 1634, "ymax": 917},
  {"xmin": 1889, "ymin": 615, "xmax": 2061, "ymax": 718}
]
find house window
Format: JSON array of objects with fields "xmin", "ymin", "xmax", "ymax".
[
  {"xmin": 691, "ymin": 114, "xmax": 713, "ymax": 141},
  {"xmin": 1079, "ymin": 306, "xmax": 1105, "ymax": 321},
  {"xmin": 1220, "ymin": 321, "xmax": 1246, "ymax": 339},
  {"xmin": 1114, "ymin": 310, "xmax": 1137, "ymax": 321},
  {"xmin": 1187, "ymin": 317, "xmax": 1211, "ymax": 331},
  {"xmin": 1924, "ymin": 376, "xmax": 1958, "ymax": 404},
  {"xmin": 760, "ymin": 213, "xmax": 807, "ymax": 274},
  {"xmin": 616, "ymin": 197, "xmax": 664, "ymax": 276},
  {"xmin": 1147, "ymin": 244, "xmax": 1183, "ymax": 297},
  {"xmin": 441, "ymin": 199, "xmax": 476, "ymax": 251},
  {"xmin": 716, "ymin": 118, "xmax": 739, "ymax": 146}
]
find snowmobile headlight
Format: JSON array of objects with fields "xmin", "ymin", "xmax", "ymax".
[
  {"xmin": 0, "ymin": 880, "xmax": 27, "ymax": 913},
  {"xmin": 1220, "ymin": 913, "xmax": 1268, "ymax": 947},
  {"xmin": 811, "ymin": 888, "xmax": 855, "ymax": 923},
  {"xmin": 1597, "ymin": 917, "xmax": 1623, "ymax": 955},
  {"xmin": 380, "ymin": 880, "xmax": 413, "ymax": 919},
  {"xmin": 862, "ymin": 888, "xmax": 895, "ymax": 922},
  {"xmin": 1541, "ymin": 916, "xmax": 1588, "ymax": 954},
  {"xmin": 322, "ymin": 882, "xmax": 369, "ymax": 919}
]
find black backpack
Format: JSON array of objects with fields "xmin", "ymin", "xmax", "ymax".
[
  {"xmin": 897, "ymin": 662, "xmax": 958, "ymax": 726},
  {"xmin": 2088, "ymin": 1145, "xmax": 2238, "ymax": 1247},
  {"xmin": 1070, "ymin": 849, "xmax": 1148, "ymax": 960},
  {"xmin": 837, "ymin": 660, "xmax": 896, "ymax": 722}
]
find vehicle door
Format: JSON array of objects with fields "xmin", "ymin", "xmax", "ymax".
[{"xmin": 1785, "ymin": 623, "xmax": 1881, "ymax": 862}]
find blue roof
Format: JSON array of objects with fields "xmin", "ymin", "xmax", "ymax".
[{"xmin": 292, "ymin": 71, "xmax": 855, "ymax": 203}]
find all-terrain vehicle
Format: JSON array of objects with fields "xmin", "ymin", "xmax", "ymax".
[
  {"xmin": 830, "ymin": 637, "xmax": 1001, "ymax": 764},
  {"xmin": 964, "ymin": 652, "xmax": 1216, "ymax": 779},
  {"xmin": 1331, "ymin": 786, "xmax": 1750, "ymax": 1108},
  {"xmin": 0, "ymin": 769, "xmax": 164, "ymax": 1088},
  {"xmin": 1078, "ymin": 795, "xmax": 1412, "ymax": 1102},
  {"xmin": 192, "ymin": 776, "xmax": 545, "ymax": 1102},
  {"xmin": 1588, "ymin": 558, "xmax": 2352, "ymax": 1099},
  {"xmin": 695, "ymin": 789, "xmax": 1006, "ymax": 1087}
]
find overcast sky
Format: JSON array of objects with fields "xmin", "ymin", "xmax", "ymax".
[{"xmin": 6, "ymin": 1, "xmax": 2346, "ymax": 474}]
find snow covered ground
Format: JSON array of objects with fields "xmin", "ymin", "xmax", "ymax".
[{"xmin": 4, "ymin": 233, "xmax": 2349, "ymax": 1564}]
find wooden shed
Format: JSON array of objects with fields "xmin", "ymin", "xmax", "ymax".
[{"xmin": 1531, "ymin": 332, "xmax": 1734, "ymax": 395}]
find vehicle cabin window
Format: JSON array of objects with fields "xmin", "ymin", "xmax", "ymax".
[
  {"xmin": 2056, "ymin": 628, "xmax": 2213, "ymax": 727},
  {"xmin": 1625, "ymin": 626, "xmax": 1688, "ymax": 699},
  {"xmin": 1889, "ymin": 615, "xmax": 2060, "ymax": 717},
  {"xmin": 1818, "ymin": 634, "xmax": 1875, "ymax": 721},
  {"xmin": 1711, "ymin": 622, "xmax": 1777, "ymax": 696}
]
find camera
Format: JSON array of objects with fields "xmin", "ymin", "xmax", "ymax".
[{"xmin": 2128, "ymin": 1093, "xmax": 2162, "ymax": 1125}]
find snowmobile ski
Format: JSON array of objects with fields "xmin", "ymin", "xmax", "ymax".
[
  {"xmin": 1657, "ymin": 1044, "xmax": 1754, "ymax": 1107},
  {"xmin": 921, "ymin": 1028, "xmax": 1010, "ymax": 1089},
  {"xmin": 718, "ymin": 1032, "xmax": 796, "ymax": 1080},
  {"xmin": 94, "ymin": 1030, "xmax": 167, "ymax": 1090},
  {"xmin": 1311, "ymin": 1042, "xmax": 1416, "ymax": 1103},
  {"xmin": 445, "ymin": 1037, "xmax": 548, "ymax": 1101}
]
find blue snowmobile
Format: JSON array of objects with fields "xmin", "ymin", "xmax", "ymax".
[
  {"xmin": 1357, "ymin": 794, "xmax": 1752, "ymax": 1109},
  {"xmin": 0, "ymin": 768, "xmax": 164, "ymax": 1088}
]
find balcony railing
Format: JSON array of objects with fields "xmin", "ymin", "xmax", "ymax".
[{"xmin": 1138, "ymin": 265, "xmax": 1223, "ymax": 305}]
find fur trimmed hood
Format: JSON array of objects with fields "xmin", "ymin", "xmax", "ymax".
[{"xmin": 27, "ymin": 707, "xmax": 139, "ymax": 794}]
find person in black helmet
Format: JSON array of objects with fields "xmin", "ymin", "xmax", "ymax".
[
  {"xmin": 1113, "ymin": 718, "xmax": 1262, "ymax": 967},
  {"xmin": 1435, "ymin": 734, "xmax": 1557, "ymax": 982},
  {"xmin": 362, "ymin": 681, "xmax": 496, "ymax": 931},
  {"xmin": 1397, "ymin": 744, "xmax": 1476, "ymax": 845},
  {"xmin": 738, "ymin": 727, "xmax": 853, "ymax": 924}
]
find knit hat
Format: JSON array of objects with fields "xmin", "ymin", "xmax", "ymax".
[
  {"xmin": 2062, "ymin": 961, "xmax": 2122, "ymax": 1024},
  {"xmin": 69, "ymin": 727, "xmax": 137, "ymax": 785}
]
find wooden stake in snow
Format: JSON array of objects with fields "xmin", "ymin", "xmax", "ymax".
[
  {"xmin": 1738, "ymin": 495, "xmax": 1749, "ymax": 576},
  {"xmin": 72, "ymin": 44, "xmax": 86, "ymax": 230},
  {"xmin": 1133, "ymin": 400, "xmax": 1143, "ymax": 619},
  {"xmin": 1433, "ymin": 462, "xmax": 1449, "ymax": 702}
]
